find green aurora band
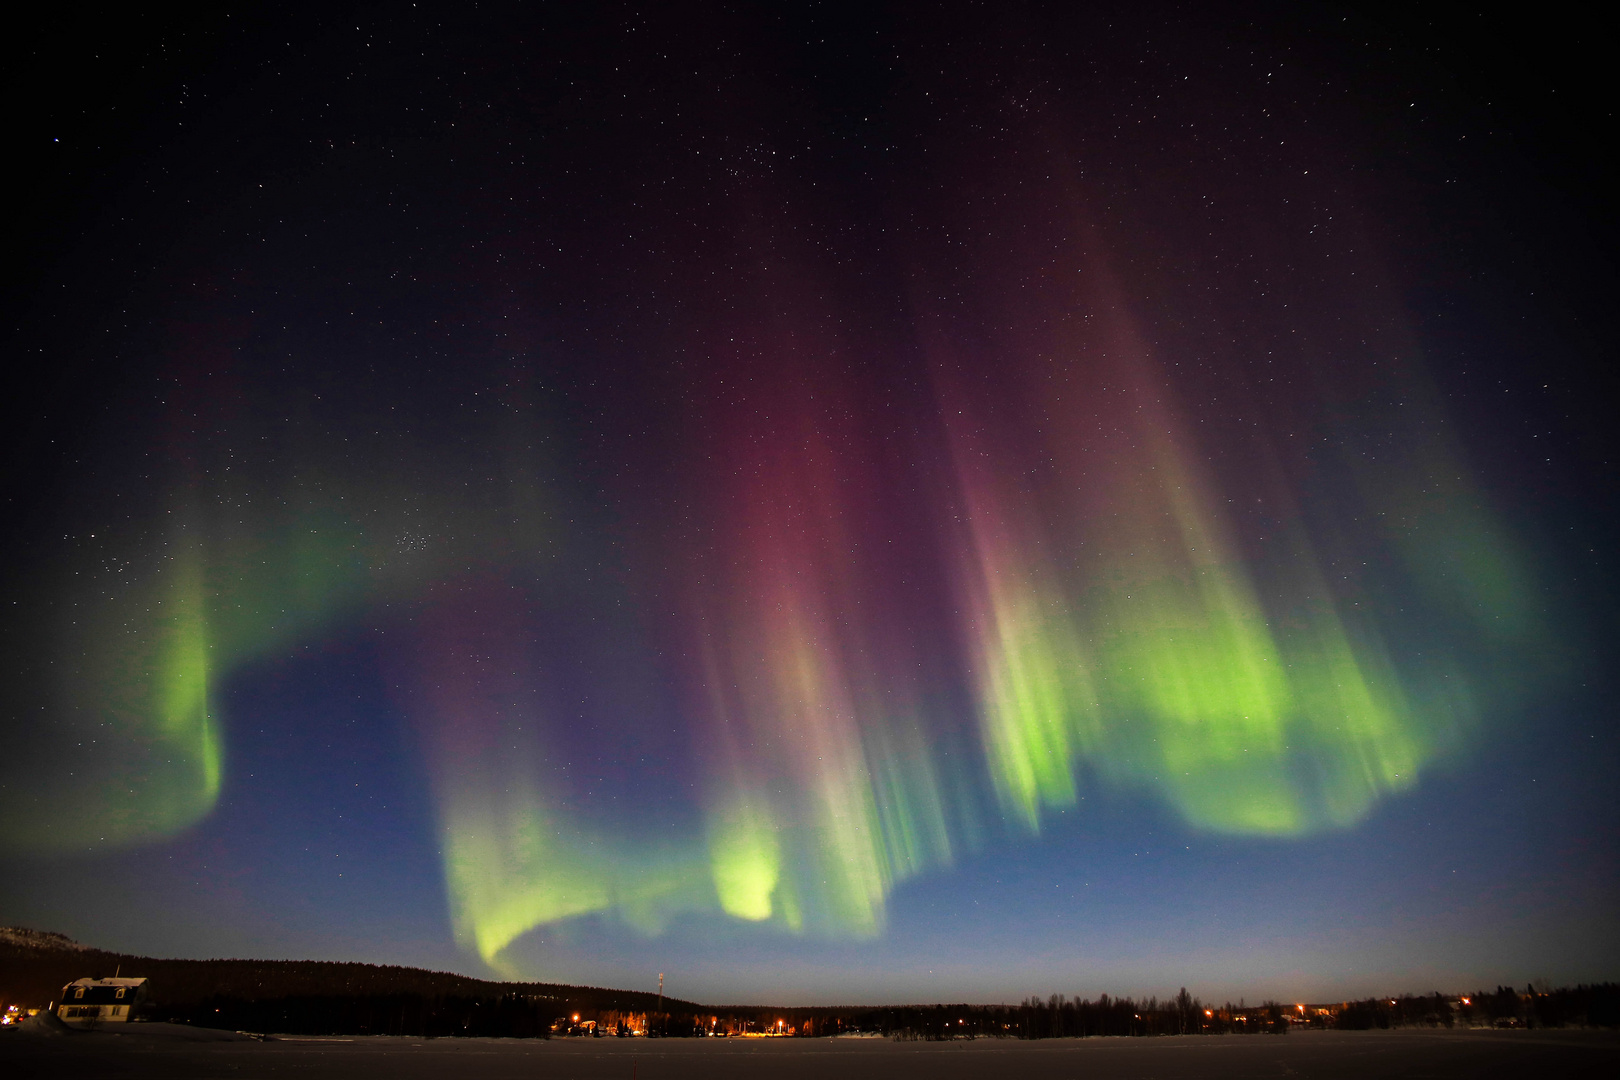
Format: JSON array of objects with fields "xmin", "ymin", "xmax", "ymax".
[{"xmin": 4, "ymin": 267, "xmax": 1551, "ymax": 976}]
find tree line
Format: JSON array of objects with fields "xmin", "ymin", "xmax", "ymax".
[
  {"xmin": 1334, "ymin": 985, "xmax": 1620, "ymax": 1031},
  {"xmin": 4, "ymin": 934, "xmax": 1615, "ymax": 1038}
]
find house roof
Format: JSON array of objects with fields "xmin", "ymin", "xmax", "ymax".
[{"xmin": 63, "ymin": 977, "xmax": 147, "ymax": 988}]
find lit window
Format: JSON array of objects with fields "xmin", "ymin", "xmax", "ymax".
[{"xmin": 116, "ymin": 988, "xmax": 125, "ymax": 999}]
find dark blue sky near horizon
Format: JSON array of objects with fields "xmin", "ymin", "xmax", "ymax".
[{"xmin": 2, "ymin": 2, "xmax": 1615, "ymax": 1005}]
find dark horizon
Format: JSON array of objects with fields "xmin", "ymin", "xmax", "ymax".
[
  {"xmin": 2, "ymin": 1, "xmax": 1615, "ymax": 1006},
  {"xmin": 6, "ymin": 925, "xmax": 1615, "ymax": 1038}
]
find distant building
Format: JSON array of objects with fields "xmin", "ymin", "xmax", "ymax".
[{"xmin": 56, "ymin": 977, "xmax": 148, "ymax": 1024}]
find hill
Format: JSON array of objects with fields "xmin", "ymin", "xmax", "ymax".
[{"xmin": 0, "ymin": 927, "xmax": 699, "ymax": 1036}]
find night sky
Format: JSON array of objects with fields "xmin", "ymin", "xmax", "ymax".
[{"xmin": 3, "ymin": 3, "xmax": 1615, "ymax": 1006}]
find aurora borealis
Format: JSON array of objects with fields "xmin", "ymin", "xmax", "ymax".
[{"xmin": 3, "ymin": 4, "xmax": 1614, "ymax": 1002}]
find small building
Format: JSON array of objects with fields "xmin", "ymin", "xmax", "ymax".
[{"xmin": 56, "ymin": 977, "xmax": 148, "ymax": 1024}]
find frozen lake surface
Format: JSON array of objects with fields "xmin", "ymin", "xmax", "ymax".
[{"xmin": 3, "ymin": 1023, "xmax": 1617, "ymax": 1078}]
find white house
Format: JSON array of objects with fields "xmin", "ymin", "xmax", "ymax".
[{"xmin": 56, "ymin": 977, "xmax": 148, "ymax": 1024}]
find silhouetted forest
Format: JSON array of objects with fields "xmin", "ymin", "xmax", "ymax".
[
  {"xmin": 3, "ymin": 931, "xmax": 1615, "ymax": 1038},
  {"xmin": 0, "ymin": 934, "xmax": 698, "ymax": 1037},
  {"xmin": 1332, "ymin": 985, "xmax": 1620, "ymax": 1031}
]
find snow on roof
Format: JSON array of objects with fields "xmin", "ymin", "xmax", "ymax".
[{"xmin": 64, "ymin": 977, "xmax": 147, "ymax": 988}]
